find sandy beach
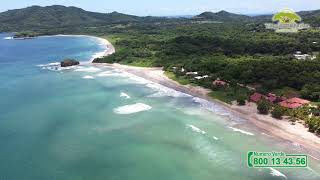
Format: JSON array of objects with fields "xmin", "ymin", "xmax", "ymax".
[{"xmin": 94, "ymin": 38, "xmax": 320, "ymax": 161}]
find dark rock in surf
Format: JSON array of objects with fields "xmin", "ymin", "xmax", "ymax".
[{"xmin": 60, "ymin": 59, "xmax": 80, "ymax": 67}]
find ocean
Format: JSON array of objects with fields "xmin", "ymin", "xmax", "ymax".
[{"xmin": 0, "ymin": 33, "xmax": 319, "ymax": 180}]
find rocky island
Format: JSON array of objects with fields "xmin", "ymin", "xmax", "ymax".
[
  {"xmin": 13, "ymin": 31, "xmax": 38, "ymax": 39},
  {"xmin": 60, "ymin": 59, "xmax": 80, "ymax": 67}
]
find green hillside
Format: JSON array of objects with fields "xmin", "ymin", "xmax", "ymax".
[
  {"xmin": 1, "ymin": 6, "xmax": 319, "ymax": 32},
  {"xmin": 193, "ymin": 10, "xmax": 252, "ymax": 22},
  {"xmin": 0, "ymin": 5, "xmax": 141, "ymax": 31}
]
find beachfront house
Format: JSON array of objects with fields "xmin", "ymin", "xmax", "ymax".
[
  {"xmin": 194, "ymin": 76, "xmax": 204, "ymax": 80},
  {"xmin": 186, "ymin": 72, "xmax": 198, "ymax": 75},
  {"xmin": 293, "ymin": 51, "xmax": 317, "ymax": 60},
  {"xmin": 294, "ymin": 54, "xmax": 310, "ymax": 60},
  {"xmin": 212, "ymin": 79, "xmax": 228, "ymax": 87},
  {"xmin": 250, "ymin": 93, "xmax": 266, "ymax": 103},
  {"xmin": 279, "ymin": 98, "xmax": 310, "ymax": 109},
  {"xmin": 250, "ymin": 93, "xmax": 285, "ymax": 103},
  {"xmin": 194, "ymin": 75, "xmax": 209, "ymax": 80},
  {"xmin": 250, "ymin": 92, "xmax": 310, "ymax": 109}
]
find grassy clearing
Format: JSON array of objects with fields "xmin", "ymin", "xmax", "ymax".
[
  {"xmin": 127, "ymin": 59, "xmax": 155, "ymax": 67},
  {"xmin": 208, "ymin": 86, "xmax": 250, "ymax": 104},
  {"xmin": 208, "ymin": 91, "xmax": 234, "ymax": 104},
  {"xmin": 164, "ymin": 71, "xmax": 191, "ymax": 85}
]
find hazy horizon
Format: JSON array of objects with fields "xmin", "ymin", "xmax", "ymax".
[
  {"xmin": 1, "ymin": 0, "xmax": 320, "ymax": 16},
  {"xmin": 1, "ymin": 5, "xmax": 278, "ymax": 17}
]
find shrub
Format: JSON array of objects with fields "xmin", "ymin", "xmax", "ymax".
[
  {"xmin": 257, "ymin": 99, "xmax": 271, "ymax": 115},
  {"xmin": 306, "ymin": 117, "xmax": 320, "ymax": 133},
  {"xmin": 271, "ymin": 106, "xmax": 285, "ymax": 119},
  {"xmin": 236, "ymin": 96, "xmax": 247, "ymax": 106}
]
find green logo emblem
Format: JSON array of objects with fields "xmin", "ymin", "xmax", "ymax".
[{"xmin": 265, "ymin": 8, "xmax": 310, "ymax": 33}]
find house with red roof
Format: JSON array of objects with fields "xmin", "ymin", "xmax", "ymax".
[
  {"xmin": 250, "ymin": 93, "xmax": 266, "ymax": 103},
  {"xmin": 250, "ymin": 92, "xmax": 286, "ymax": 103},
  {"xmin": 266, "ymin": 93, "xmax": 277, "ymax": 103},
  {"xmin": 212, "ymin": 79, "xmax": 228, "ymax": 87},
  {"xmin": 279, "ymin": 97, "xmax": 310, "ymax": 109}
]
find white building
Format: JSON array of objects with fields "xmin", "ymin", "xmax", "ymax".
[
  {"xmin": 186, "ymin": 72, "xmax": 198, "ymax": 75},
  {"xmin": 294, "ymin": 53, "xmax": 316, "ymax": 60}
]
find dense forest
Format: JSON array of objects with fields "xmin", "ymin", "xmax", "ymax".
[{"xmin": 90, "ymin": 23, "xmax": 320, "ymax": 101}]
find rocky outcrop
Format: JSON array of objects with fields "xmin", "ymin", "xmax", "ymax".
[{"xmin": 60, "ymin": 59, "xmax": 79, "ymax": 67}]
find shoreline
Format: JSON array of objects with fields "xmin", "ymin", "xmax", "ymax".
[
  {"xmin": 10, "ymin": 34, "xmax": 116, "ymax": 62},
  {"xmin": 50, "ymin": 34, "xmax": 115, "ymax": 61},
  {"xmin": 94, "ymin": 62, "xmax": 320, "ymax": 159},
  {"xmin": 91, "ymin": 36, "xmax": 320, "ymax": 159}
]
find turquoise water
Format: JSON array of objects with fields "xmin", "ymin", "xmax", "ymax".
[{"xmin": 0, "ymin": 33, "xmax": 319, "ymax": 180}]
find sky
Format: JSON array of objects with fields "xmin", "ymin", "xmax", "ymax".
[{"xmin": 1, "ymin": 0, "xmax": 320, "ymax": 16}]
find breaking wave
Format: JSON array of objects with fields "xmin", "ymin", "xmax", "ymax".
[
  {"xmin": 269, "ymin": 168, "xmax": 287, "ymax": 179},
  {"xmin": 4, "ymin": 37, "xmax": 13, "ymax": 40},
  {"xmin": 36, "ymin": 62, "xmax": 77, "ymax": 71},
  {"xmin": 192, "ymin": 97, "xmax": 247, "ymax": 124},
  {"xmin": 96, "ymin": 71, "xmax": 127, "ymax": 77},
  {"xmin": 37, "ymin": 62, "xmax": 60, "ymax": 67},
  {"xmin": 229, "ymin": 127, "xmax": 254, "ymax": 136},
  {"xmin": 187, "ymin": 124, "xmax": 207, "ymax": 135},
  {"xmin": 74, "ymin": 66, "xmax": 101, "ymax": 73},
  {"xmin": 212, "ymin": 136, "xmax": 219, "ymax": 140},
  {"xmin": 120, "ymin": 92, "xmax": 131, "ymax": 99},
  {"xmin": 113, "ymin": 103, "xmax": 152, "ymax": 114},
  {"xmin": 82, "ymin": 75, "xmax": 94, "ymax": 79},
  {"xmin": 146, "ymin": 83, "xmax": 191, "ymax": 98}
]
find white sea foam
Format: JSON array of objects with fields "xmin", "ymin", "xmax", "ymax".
[
  {"xmin": 212, "ymin": 136, "xmax": 219, "ymax": 140},
  {"xmin": 82, "ymin": 75, "xmax": 94, "ymax": 79},
  {"xmin": 36, "ymin": 62, "xmax": 78, "ymax": 71},
  {"xmin": 97, "ymin": 69, "xmax": 189, "ymax": 97},
  {"xmin": 97, "ymin": 69, "xmax": 191, "ymax": 97},
  {"xmin": 99, "ymin": 69, "xmax": 190, "ymax": 97},
  {"xmin": 74, "ymin": 66, "xmax": 101, "ymax": 73},
  {"xmin": 91, "ymin": 51, "xmax": 106, "ymax": 61},
  {"xmin": 146, "ymin": 83, "xmax": 191, "ymax": 98},
  {"xmin": 96, "ymin": 71, "xmax": 114, "ymax": 77},
  {"xmin": 96, "ymin": 71, "xmax": 127, "ymax": 77},
  {"xmin": 309, "ymin": 154, "xmax": 320, "ymax": 161},
  {"xmin": 3, "ymin": 37, "xmax": 13, "ymax": 40},
  {"xmin": 187, "ymin": 124, "xmax": 207, "ymax": 135},
  {"xmin": 36, "ymin": 62, "xmax": 61, "ymax": 68},
  {"xmin": 113, "ymin": 103, "xmax": 151, "ymax": 114},
  {"xmin": 129, "ymin": 75, "xmax": 151, "ymax": 84},
  {"xmin": 192, "ymin": 97, "xmax": 247, "ymax": 123},
  {"xmin": 47, "ymin": 34, "xmax": 112, "ymax": 63},
  {"xmin": 120, "ymin": 92, "xmax": 130, "ymax": 99},
  {"xmin": 44, "ymin": 66, "xmax": 77, "ymax": 71},
  {"xmin": 269, "ymin": 168, "xmax": 287, "ymax": 179},
  {"xmin": 89, "ymin": 36, "xmax": 114, "ymax": 62},
  {"xmin": 261, "ymin": 132, "xmax": 273, "ymax": 137},
  {"xmin": 229, "ymin": 127, "xmax": 254, "ymax": 136},
  {"xmin": 291, "ymin": 142, "xmax": 303, "ymax": 149}
]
